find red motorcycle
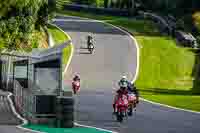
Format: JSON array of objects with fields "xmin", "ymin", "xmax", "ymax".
[
  {"xmin": 115, "ymin": 94, "xmax": 129, "ymax": 122},
  {"xmin": 72, "ymin": 81, "xmax": 80, "ymax": 94}
]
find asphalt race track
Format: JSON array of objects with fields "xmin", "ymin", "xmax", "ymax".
[{"xmin": 54, "ymin": 15, "xmax": 200, "ymax": 133}]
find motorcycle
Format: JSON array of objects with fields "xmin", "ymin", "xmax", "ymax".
[
  {"xmin": 127, "ymin": 93, "xmax": 137, "ymax": 116},
  {"xmin": 115, "ymin": 94, "xmax": 129, "ymax": 122},
  {"xmin": 72, "ymin": 81, "xmax": 80, "ymax": 94}
]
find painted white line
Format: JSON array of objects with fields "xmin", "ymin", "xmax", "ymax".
[
  {"xmin": 75, "ymin": 123, "xmax": 117, "ymax": 133},
  {"xmin": 60, "ymin": 15, "xmax": 200, "ymax": 114},
  {"xmin": 63, "ymin": 44, "xmax": 74, "ymax": 76},
  {"xmin": 16, "ymin": 126, "xmax": 45, "ymax": 133},
  {"xmin": 53, "ymin": 18, "xmax": 100, "ymax": 22},
  {"xmin": 48, "ymin": 33, "xmax": 55, "ymax": 47}
]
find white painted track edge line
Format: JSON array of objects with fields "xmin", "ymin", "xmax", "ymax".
[
  {"xmin": 58, "ymin": 14, "xmax": 200, "ymax": 114},
  {"xmin": 16, "ymin": 126, "xmax": 46, "ymax": 133},
  {"xmin": 75, "ymin": 122, "xmax": 117, "ymax": 133}
]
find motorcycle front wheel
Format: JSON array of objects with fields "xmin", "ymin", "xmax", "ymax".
[{"xmin": 117, "ymin": 111, "xmax": 123, "ymax": 122}]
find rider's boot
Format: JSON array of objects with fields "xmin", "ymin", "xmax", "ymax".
[{"xmin": 112, "ymin": 104, "xmax": 117, "ymax": 114}]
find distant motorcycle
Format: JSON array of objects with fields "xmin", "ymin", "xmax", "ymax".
[
  {"xmin": 72, "ymin": 81, "xmax": 80, "ymax": 94},
  {"xmin": 87, "ymin": 34, "xmax": 95, "ymax": 54}
]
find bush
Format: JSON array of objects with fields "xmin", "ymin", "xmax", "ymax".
[{"xmin": 0, "ymin": 0, "xmax": 54, "ymax": 51}]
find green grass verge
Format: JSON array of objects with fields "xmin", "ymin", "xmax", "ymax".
[
  {"xmin": 58, "ymin": 10, "xmax": 200, "ymax": 111},
  {"xmin": 23, "ymin": 124, "xmax": 110, "ymax": 133},
  {"xmin": 48, "ymin": 24, "xmax": 69, "ymax": 45},
  {"xmin": 47, "ymin": 24, "xmax": 72, "ymax": 70}
]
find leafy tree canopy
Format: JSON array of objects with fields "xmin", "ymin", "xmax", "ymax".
[{"xmin": 0, "ymin": 0, "xmax": 54, "ymax": 51}]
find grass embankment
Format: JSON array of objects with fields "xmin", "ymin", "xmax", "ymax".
[
  {"xmin": 47, "ymin": 24, "xmax": 72, "ymax": 69},
  {"xmin": 23, "ymin": 124, "xmax": 110, "ymax": 133},
  {"xmin": 58, "ymin": 10, "xmax": 200, "ymax": 111}
]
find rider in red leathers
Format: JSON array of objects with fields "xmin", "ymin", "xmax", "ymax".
[
  {"xmin": 113, "ymin": 86, "xmax": 128, "ymax": 114},
  {"xmin": 113, "ymin": 76, "xmax": 139, "ymax": 114},
  {"xmin": 113, "ymin": 76, "xmax": 129, "ymax": 114}
]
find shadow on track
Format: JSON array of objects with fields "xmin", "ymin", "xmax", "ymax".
[
  {"xmin": 79, "ymin": 46, "xmax": 88, "ymax": 49},
  {"xmin": 78, "ymin": 52, "xmax": 91, "ymax": 54}
]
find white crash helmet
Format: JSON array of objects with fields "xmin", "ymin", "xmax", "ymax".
[
  {"xmin": 119, "ymin": 75, "xmax": 128, "ymax": 87},
  {"xmin": 122, "ymin": 76, "xmax": 127, "ymax": 80}
]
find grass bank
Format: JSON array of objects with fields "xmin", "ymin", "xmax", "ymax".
[
  {"xmin": 47, "ymin": 24, "xmax": 72, "ymax": 69},
  {"xmin": 58, "ymin": 10, "xmax": 200, "ymax": 111}
]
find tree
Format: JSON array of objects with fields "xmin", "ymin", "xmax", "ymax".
[
  {"xmin": 0, "ymin": 0, "xmax": 54, "ymax": 51},
  {"xmin": 104, "ymin": 0, "xmax": 109, "ymax": 8}
]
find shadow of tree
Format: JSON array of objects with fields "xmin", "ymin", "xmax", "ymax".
[
  {"xmin": 79, "ymin": 46, "xmax": 88, "ymax": 49},
  {"xmin": 78, "ymin": 52, "xmax": 91, "ymax": 54}
]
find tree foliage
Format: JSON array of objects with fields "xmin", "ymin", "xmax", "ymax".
[
  {"xmin": 0, "ymin": 0, "xmax": 54, "ymax": 51},
  {"xmin": 139, "ymin": 0, "xmax": 200, "ymax": 15}
]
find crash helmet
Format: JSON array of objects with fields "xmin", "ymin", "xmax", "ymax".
[
  {"xmin": 119, "ymin": 76, "xmax": 128, "ymax": 88},
  {"xmin": 74, "ymin": 74, "xmax": 80, "ymax": 81}
]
